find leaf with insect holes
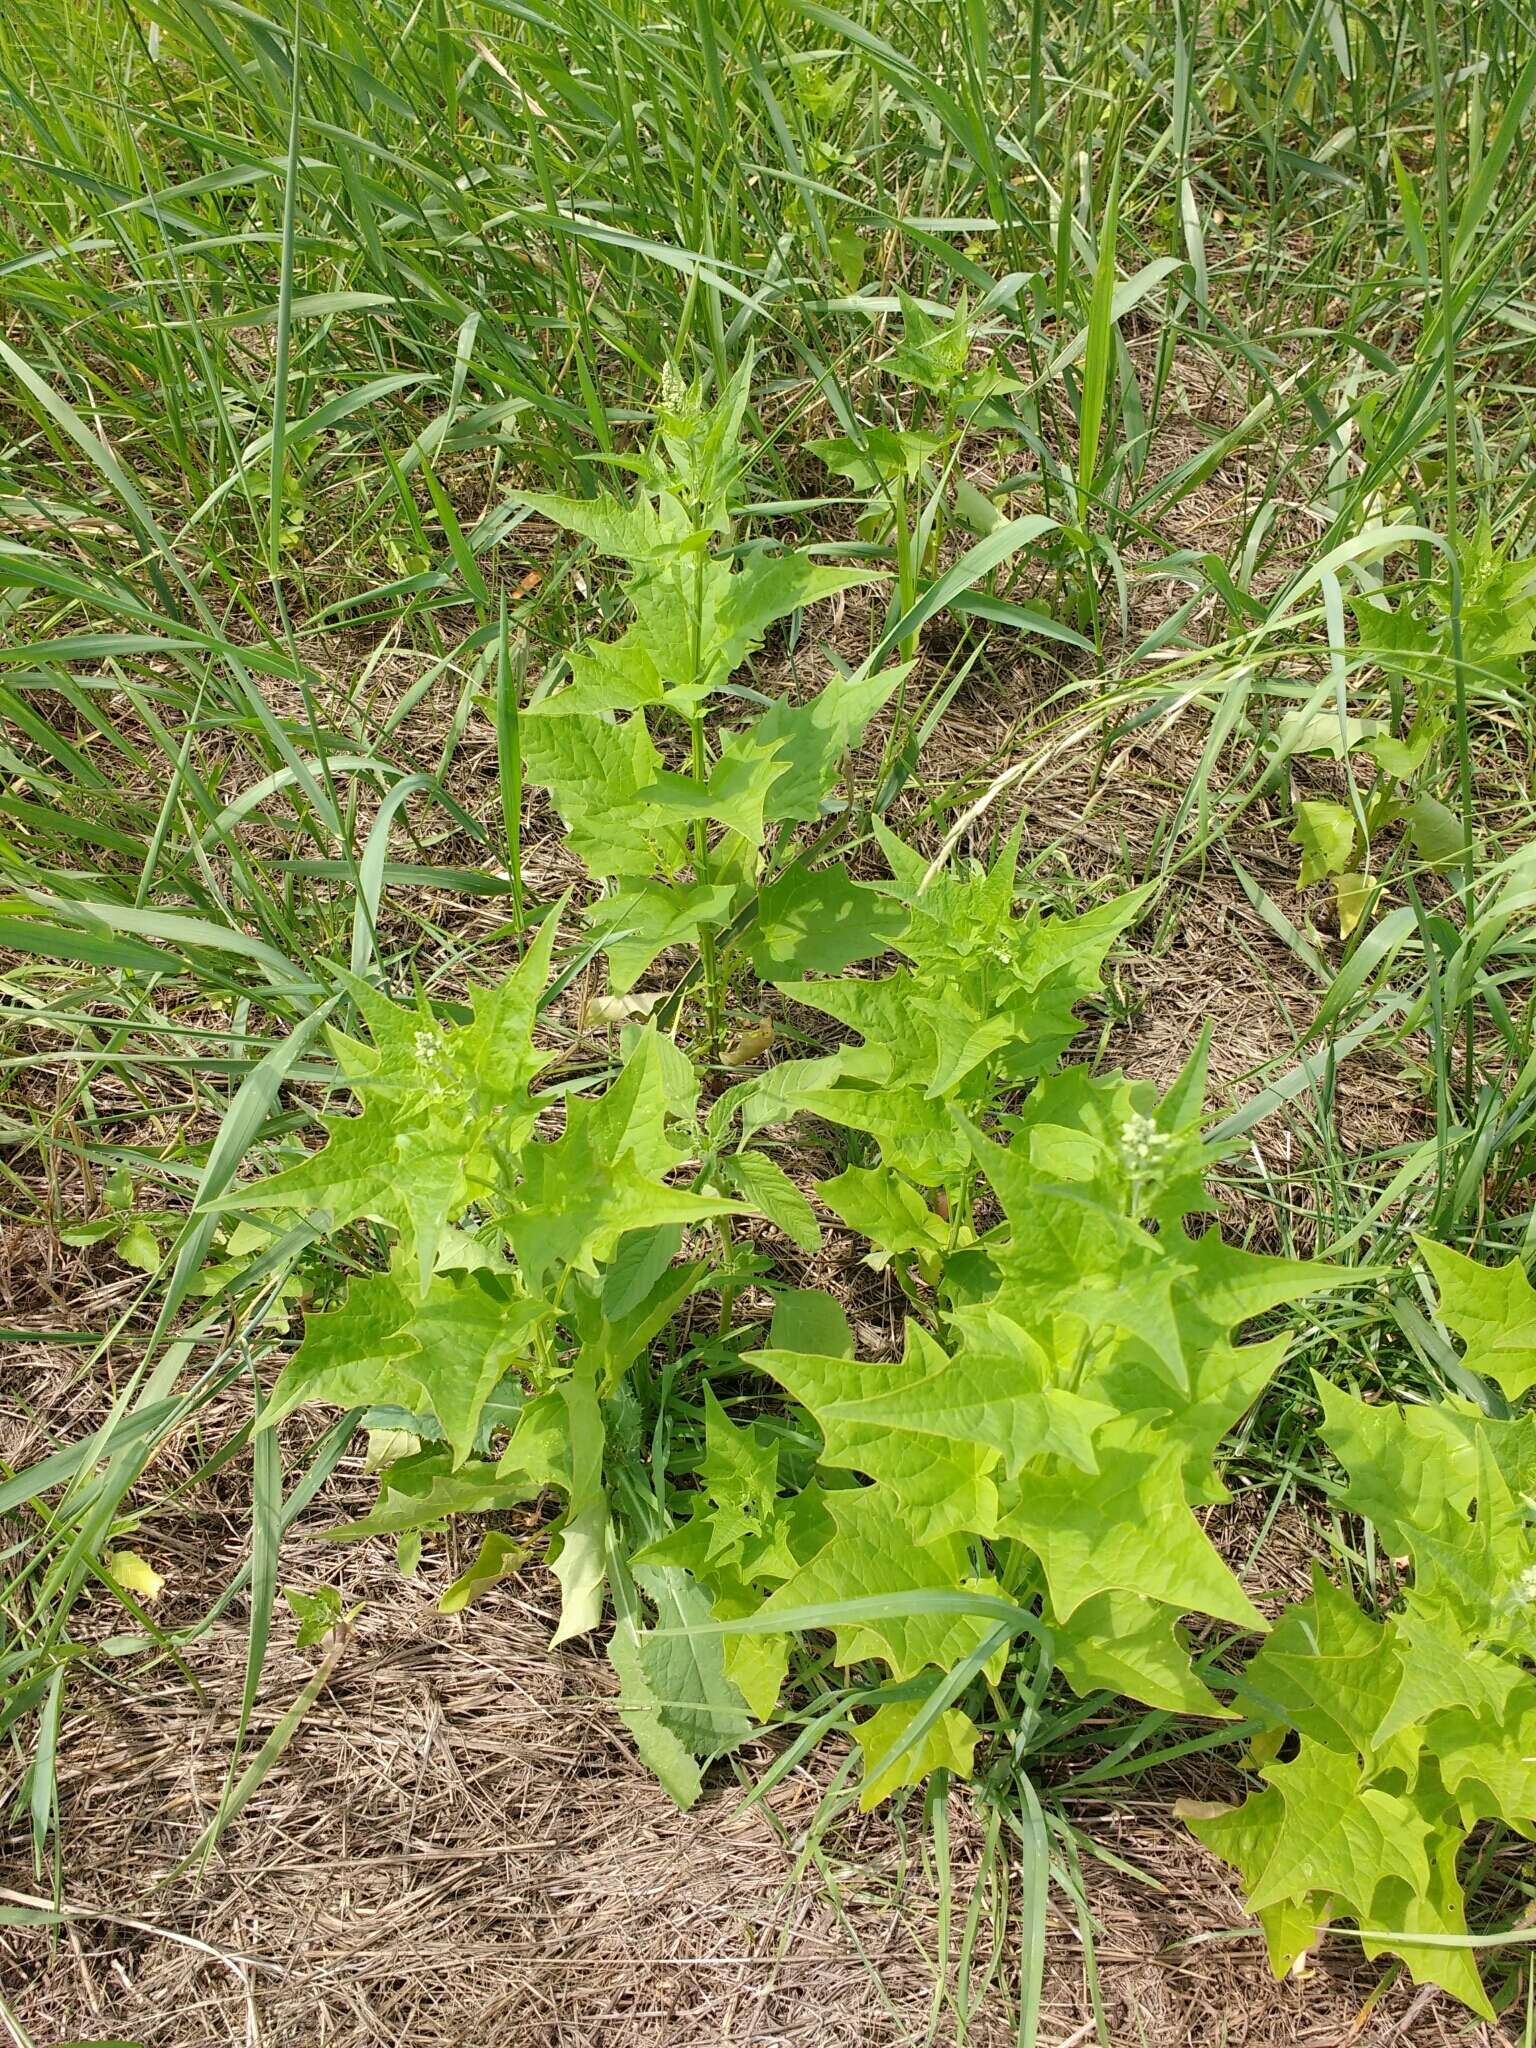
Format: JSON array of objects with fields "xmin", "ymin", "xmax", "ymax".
[
  {"xmin": 855, "ymin": 1697, "xmax": 980, "ymax": 1809},
  {"xmin": 238, "ymin": 908, "xmax": 561, "ymax": 1291},
  {"xmin": 264, "ymin": 1262, "xmax": 551, "ymax": 1467},
  {"xmin": 1291, "ymin": 798, "xmax": 1358, "ymax": 886}
]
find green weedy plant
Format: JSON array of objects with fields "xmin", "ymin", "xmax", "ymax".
[
  {"xmin": 809, "ymin": 290, "xmax": 1028, "ymax": 657},
  {"xmin": 1190, "ymin": 1240, "xmax": 1536, "ymax": 2019},
  {"xmin": 234, "ymin": 814, "xmax": 1365, "ymax": 1818},
  {"xmin": 514, "ymin": 354, "xmax": 910, "ymax": 1050}
]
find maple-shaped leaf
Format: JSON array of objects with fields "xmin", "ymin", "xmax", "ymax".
[
  {"xmin": 1094, "ymin": 1331, "xmax": 1291, "ymax": 1506},
  {"xmin": 240, "ymin": 908, "xmax": 561, "ymax": 1290},
  {"xmin": 1419, "ymin": 1237, "xmax": 1536, "ymax": 1400},
  {"xmin": 588, "ymin": 878, "xmax": 738, "ymax": 994},
  {"xmin": 1407, "ymin": 1433, "xmax": 1531, "ymax": 1641},
  {"xmin": 263, "ymin": 1263, "xmax": 550, "ymax": 1466},
  {"xmin": 742, "ymin": 660, "xmax": 908, "ymax": 823},
  {"xmin": 1201, "ymin": 1738, "xmax": 1432, "ymax": 1918},
  {"xmin": 1364, "ymin": 1821, "xmax": 1495, "ymax": 2019},
  {"xmin": 517, "ymin": 486, "xmax": 691, "ymax": 564},
  {"xmin": 521, "ymin": 707, "xmax": 688, "ymax": 879},
  {"xmin": 996, "ymin": 1413, "xmax": 1264, "ymax": 1628},
  {"xmin": 1432, "ymin": 1687, "xmax": 1536, "ymax": 1827},
  {"xmin": 1188, "ymin": 1790, "xmax": 1331, "ymax": 1975},
  {"xmin": 752, "ymin": 1323, "xmax": 1000, "ymax": 1544},
  {"xmin": 640, "ymin": 1388, "xmax": 800, "ymax": 1588},
  {"xmin": 640, "ymin": 723, "xmax": 797, "ymax": 846},
  {"xmin": 507, "ymin": 1032, "xmax": 740, "ymax": 1292},
  {"xmin": 756, "ymin": 1484, "xmax": 1008, "ymax": 1682},
  {"xmin": 1315, "ymin": 1375, "xmax": 1482, "ymax": 1555},
  {"xmin": 854, "ymin": 1696, "xmax": 981, "ymax": 1809},
  {"xmin": 1375, "ymin": 1600, "xmax": 1525, "ymax": 1744},
  {"xmin": 759, "ymin": 1311, "xmax": 1107, "ymax": 1488},
  {"xmin": 809, "ymin": 424, "xmax": 946, "ymax": 488},
  {"xmin": 743, "ymin": 862, "xmax": 909, "ymax": 980},
  {"xmin": 1236, "ymin": 1565, "xmax": 1399, "ymax": 1756},
  {"xmin": 1054, "ymin": 1591, "xmax": 1235, "ymax": 1718},
  {"xmin": 700, "ymin": 554, "xmax": 880, "ymax": 708}
]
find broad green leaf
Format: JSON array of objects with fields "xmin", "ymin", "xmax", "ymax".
[
  {"xmin": 1237, "ymin": 1566, "xmax": 1398, "ymax": 1754},
  {"xmin": 1199, "ymin": 1738, "xmax": 1431, "ymax": 1918},
  {"xmin": 720, "ymin": 1149, "xmax": 820, "ymax": 1252},
  {"xmin": 743, "ymin": 661, "xmax": 909, "ymax": 823},
  {"xmin": 509, "ymin": 1034, "xmax": 738, "ymax": 1292},
  {"xmin": 1054, "ymin": 1591, "xmax": 1234, "ymax": 1718},
  {"xmin": 518, "ymin": 487, "xmax": 689, "ymax": 563},
  {"xmin": 264, "ymin": 1266, "xmax": 550, "ymax": 1466},
  {"xmin": 997, "ymin": 1414, "xmax": 1264, "ymax": 1628},
  {"xmin": 757, "ymin": 1484, "xmax": 1006, "ymax": 1681},
  {"xmin": 1405, "ymin": 793, "xmax": 1466, "ymax": 869},
  {"xmin": 809, "ymin": 426, "xmax": 945, "ymax": 487},
  {"xmin": 521, "ymin": 708, "xmax": 687, "ymax": 878},
  {"xmin": 284, "ymin": 1584, "xmax": 344, "ymax": 1647},
  {"xmin": 817, "ymin": 1164, "xmax": 949, "ymax": 1267},
  {"xmin": 102, "ymin": 1549, "xmax": 164, "ymax": 1603},
  {"xmin": 608, "ymin": 1618, "xmax": 704, "ymax": 1809},
  {"xmin": 1364, "ymin": 1824, "xmax": 1495, "ymax": 2019},
  {"xmin": 1315, "ymin": 1374, "xmax": 1481, "ymax": 1553},
  {"xmin": 589, "ymin": 878, "xmax": 737, "ymax": 993},
  {"xmin": 630, "ymin": 1564, "xmax": 753, "ymax": 1757},
  {"xmin": 744, "ymin": 863, "xmax": 908, "ymax": 978},
  {"xmin": 240, "ymin": 909, "xmax": 560, "ymax": 1290},
  {"xmin": 1419, "ymin": 1237, "xmax": 1536, "ymax": 1400},
  {"xmin": 767, "ymin": 1287, "xmax": 852, "ymax": 1358},
  {"xmin": 855, "ymin": 1697, "xmax": 980, "ymax": 1809}
]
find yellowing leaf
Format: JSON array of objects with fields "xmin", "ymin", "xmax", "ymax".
[
  {"xmin": 102, "ymin": 1549, "xmax": 164, "ymax": 1603},
  {"xmin": 1291, "ymin": 798, "xmax": 1358, "ymax": 887},
  {"xmin": 438, "ymin": 1530, "xmax": 529, "ymax": 1614},
  {"xmin": 855, "ymin": 1698, "xmax": 980, "ymax": 1808}
]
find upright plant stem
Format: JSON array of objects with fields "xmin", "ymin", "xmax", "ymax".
[{"xmin": 687, "ymin": 540, "xmax": 723, "ymax": 1056}]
